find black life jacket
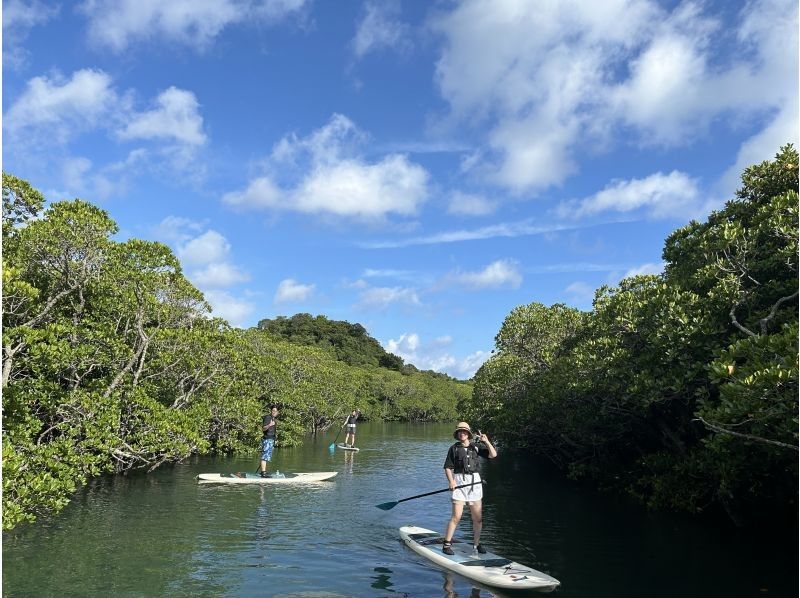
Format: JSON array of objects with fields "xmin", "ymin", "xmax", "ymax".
[{"xmin": 452, "ymin": 442, "xmax": 480, "ymax": 475}]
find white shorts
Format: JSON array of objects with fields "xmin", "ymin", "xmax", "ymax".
[{"xmin": 451, "ymin": 472, "xmax": 482, "ymax": 503}]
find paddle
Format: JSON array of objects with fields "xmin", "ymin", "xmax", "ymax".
[
  {"xmin": 328, "ymin": 424, "xmax": 344, "ymax": 451},
  {"xmin": 375, "ymin": 480, "xmax": 487, "ymax": 510}
]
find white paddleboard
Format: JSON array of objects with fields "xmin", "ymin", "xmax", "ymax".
[
  {"xmin": 337, "ymin": 444, "xmax": 360, "ymax": 452},
  {"xmin": 197, "ymin": 471, "xmax": 337, "ymax": 484},
  {"xmin": 399, "ymin": 525, "xmax": 560, "ymax": 592}
]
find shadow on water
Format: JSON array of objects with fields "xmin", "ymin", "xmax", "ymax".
[{"xmin": 3, "ymin": 422, "xmax": 797, "ymax": 597}]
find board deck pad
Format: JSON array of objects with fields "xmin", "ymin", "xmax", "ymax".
[
  {"xmin": 399, "ymin": 526, "xmax": 560, "ymax": 592},
  {"xmin": 197, "ymin": 471, "xmax": 337, "ymax": 484}
]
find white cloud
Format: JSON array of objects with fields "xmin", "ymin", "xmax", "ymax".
[
  {"xmin": 4, "ymin": 70, "xmax": 208, "ymax": 186},
  {"xmin": 363, "ymin": 268, "xmax": 413, "ymax": 278},
  {"xmin": 528, "ymin": 262, "xmax": 630, "ymax": 274},
  {"xmin": 353, "ymin": 0, "xmax": 411, "ymax": 58},
  {"xmin": 170, "ymin": 226, "xmax": 250, "ymax": 288},
  {"xmin": 360, "ymin": 219, "xmax": 607, "ymax": 249},
  {"xmin": 192, "ymin": 263, "xmax": 250, "ymax": 288},
  {"xmin": 431, "ymin": 0, "xmax": 798, "ymax": 192},
  {"xmin": 623, "ymin": 262, "xmax": 664, "ymax": 278},
  {"xmin": 293, "ymin": 155, "xmax": 428, "ymax": 218},
  {"xmin": 380, "ymin": 140, "xmax": 471, "ymax": 154},
  {"xmin": 564, "ymin": 281, "xmax": 596, "ymax": 304},
  {"xmin": 153, "ymin": 216, "xmax": 205, "ymax": 245},
  {"xmin": 154, "ymin": 221, "xmax": 251, "ymax": 318},
  {"xmin": 357, "ymin": 286, "xmax": 421, "ymax": 309},
  {"xmin": 80, "ymin": 0, "xmax": 310, "ymax": 52},
  {"xmin": 119, "ymin": 87, "xmax": 206, "ymax": 146},
  {"xmin": 450, "ymin": 259, "xmax": 522, "ymax": 290},
  {"xmin": 4, "ymin": 69, "xmax": 120, "ymax": 144},
  {"xmin": 721, "ymin": 104, "xmax": 799, "ymax": 194},
  {"xmin": 177, "ymin": 230, "xmax": 230, "ymax": 265},
  {"xmin": 454, "ymin": 350, "xmax": 491, "ymax": 379},
  {"xmin": 2, "ymin": 0, "xmax": 58, "ymax": 29},
  {"xmin": 202, "ymin": 289, "xmax": 255, "ymax": 327},
  {"xmin": 383, "ymin": 332, "xmax": 490, "ymax": 378},
  {"xmin": 274, "ymin": 278, "xmax": 315, "ymax": 304},
  {"xmin": 431, "ymin": 0, "xmax": 656, "ymax": 191},
  {"xmin": 386, "ymin": 332, "xmax": 420, "ymax": 355},
  {"xmin": 343, "ymin": 278, "xmax": 370, "ymax": 290},
  {"xmin": 610, "ymin": 4, "xmax": 718, "ymax": 145},
  {"xmin": 447, "ymin": 191, "xmax": 496, "ymax": 216},
  {"xmin": 254, "ymin": 0, "xmax": 310, "ymax": 21},
  {"xmin": 222, "ymin": 177, "xmax": 283, "ymax": 209},
  {"xmin": 559, "ymin": 171, "xmax": 703, "ymax": 220},
  {"xmin": 2, "ymin": 0, "xmax": 60, "ymax": 67},
  {"xmin": 60, "ymin": 156, "xmax": 119, "ymax": 201},
  {"xmin": 223, "ymin": 114, "xmax": 431, "ymax": 221}
]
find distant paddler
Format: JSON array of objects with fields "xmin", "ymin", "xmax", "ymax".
[
  {"xmin": 341, "ymin": 409, "xmax": 360, "ymax": 448},
  {"xmin": 259, "ymin": 405, "xmax": 279, "ymax": 478}
]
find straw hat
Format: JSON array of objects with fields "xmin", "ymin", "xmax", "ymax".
[{"xmin": 453, "ymin": 422, "xmax": 472, "ymax": 439}]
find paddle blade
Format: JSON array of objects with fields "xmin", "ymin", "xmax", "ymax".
[
  {"xmin": 375, "ymin": 501, "xmax": 398, "ymax": 511},
  {"xmin": 329, "ymin": 443, "xmax": 335, "ymax": 451}
]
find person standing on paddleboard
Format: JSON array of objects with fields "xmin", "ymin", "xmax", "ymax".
[
  {"xmin": 442, "ymin": 422, "xmax": 497, "ymax": 556},
  {"xmin": 342, "ymin": 409, "xmax": 360, "ymax": 448},
  {"xmin": 260, "ymin": 406, "xmax": 278, "ymax": 478}
]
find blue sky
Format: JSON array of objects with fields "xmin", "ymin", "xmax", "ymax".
[{"xmin": 2, "ymin": 0, "xmax": 797, "ymax": 379}]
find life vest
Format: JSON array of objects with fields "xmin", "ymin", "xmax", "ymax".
[{"xmin": 452, "ymin": 442, "xmax": 480, "ymax": 475}]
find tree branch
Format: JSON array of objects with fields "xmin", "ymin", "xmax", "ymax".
[
  {"xmin": 729, "ymin": 300, "xmax": 757, "ymax": 337},
  {"xmin": 694, "ymin": 417, "xmax": 798, "ymax": 451},
  {"xmin": 759, "ymin": 290, "xmax": 799, "ymax": 334}
]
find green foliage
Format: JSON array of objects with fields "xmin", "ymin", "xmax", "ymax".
[
  {"xmin": 257, "ymin": 313, "xmax": 405, "ymax": 371},
  {"xmin": 2, "ymin": 179, "xmax": 468, "ymax": 529},
  {"xmin": 471, "ymin": 145, "xmax": 799, "ymax": 526},
  {"xmin": 2, "ymin": 171, "xmax": 45, "ymax": 249}
]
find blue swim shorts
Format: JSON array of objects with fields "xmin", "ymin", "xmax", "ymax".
[{"xmin": 261, "ymin": 437, "xmax": 274, "ymax": 461}]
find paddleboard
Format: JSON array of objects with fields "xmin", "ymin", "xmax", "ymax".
[
  {"xmin": 337, "ymin": 444, "xmax": 360, "ymax": 452},
  {"xmin": 399, "ymin": 526, "xmax": 560, "ymax": 592},
  {"xmin": 197, "ymin": 471, "xmax": 337, "ymax": 484}
]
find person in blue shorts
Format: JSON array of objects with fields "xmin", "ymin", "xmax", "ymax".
[
  {"xmin": 442, "ymin": 422, "xmax": 497, "ymax": 555},
  {"xmin": 260, "ymin": 406, "xmax": 279, "ymax": 477}
]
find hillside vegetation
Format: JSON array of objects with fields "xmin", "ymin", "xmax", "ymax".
[{"xmin": 258, "ymin": 313, "xmax": 406, "ymax": 371}]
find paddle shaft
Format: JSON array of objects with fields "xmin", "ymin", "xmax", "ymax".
[
  {"xmin": 394, "ymin": 480, "xmax": 486, "ymax": 505},
  {"xmin": 329, "ymin": 423, "xmax": 344, "ymax": 449}
]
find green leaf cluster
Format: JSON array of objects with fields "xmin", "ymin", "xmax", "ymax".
[{"xmin": 468, "ymin": 146, "xmax": 798, "ymax": 526}]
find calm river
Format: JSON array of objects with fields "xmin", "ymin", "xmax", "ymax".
[{"xmin": 3, "ymin": 422, "xmax": 797, "ymax": 597}]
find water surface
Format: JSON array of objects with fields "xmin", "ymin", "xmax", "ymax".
[{"xmin": 3, "ymin": 422, "xmax": 796, "ymax": 596}]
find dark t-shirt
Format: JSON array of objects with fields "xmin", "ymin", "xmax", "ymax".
[
  {"xmin": 346, "ymin": 414, "xmax": 358, "ymax": 426},
  {"xmin": 262, "ymin": 415, "xmax": 276, "ymax": 439},
  {"xmin": 443, "ymin": 442, "xmax": 489, "ymax": 474}
]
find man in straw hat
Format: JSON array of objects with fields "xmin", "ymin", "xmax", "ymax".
[{"xmin": 441, "ymin": 422, "xmax": 497, "ymax": 555}]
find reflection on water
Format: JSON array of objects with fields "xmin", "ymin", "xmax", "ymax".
[
  {"xmin": 371, "ymin": 566, "xmax": 394, "ymax": 590},
  {"xmin": 343, "ymin": 449, "xmax": 355, "ymax": 475},
  {"xmin": 3, "ymin": 421, "xmax": 797, "ymax": 598},
  {"xmin": 443, "ymin": 572, "xmax": 488, "ymax": 598}
]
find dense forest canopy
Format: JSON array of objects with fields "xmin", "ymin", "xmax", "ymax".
[
  {"xmin": 1, "ymin": 178, "xmax": 469, "ymax": 530},
  {"xmin": 467, "ymin": 146, "xmax": 798, "ymax": 527},
  {"xmin": 258, "ymin": 313, "xmax": 406, "ymax": 371},
  {"xmin": 257, "ymin": 313, "xmax": 459, "ymax": 379}
]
